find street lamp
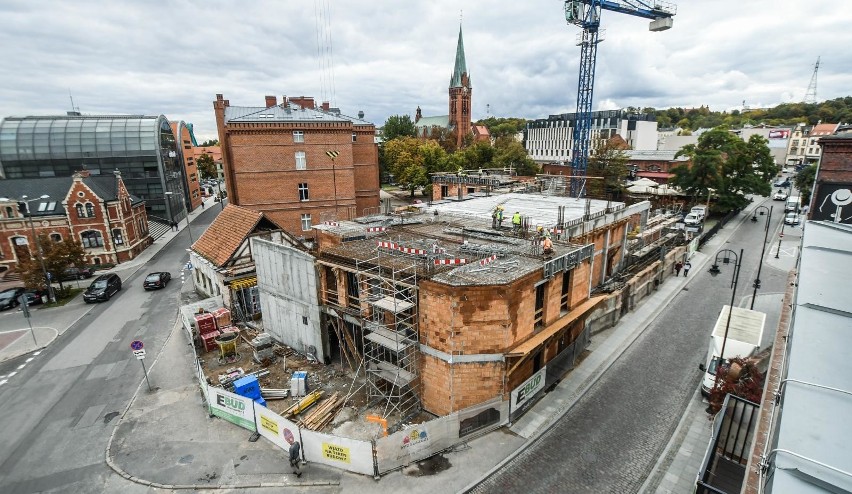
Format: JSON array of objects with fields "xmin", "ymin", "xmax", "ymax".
[
  {"xmin": 774, "ymin": 210, "xmax": 787, "ymax": 259},
  {"xmin": 750, "ymin": 205, "xmax": 772, "ymax": 310},
  {"xmin": 707, "ymin": 248, "xmax": 744, "ymax": 398},
  {"xmin": 19, "ymin": 195, "xmax": 56, "ymax": 303},
  {"xmin": 165, "ymin": 190, "xmax": 194, "ymax": 244}
]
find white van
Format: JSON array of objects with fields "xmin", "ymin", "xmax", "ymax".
[
  {"xmin": 683, "ymin": 213, "xmax": 702, "ymax": 226},
  {"xmin": 699, "ymin": 306, "xmax": 766, "ymax": 396},
  {"xmin": 690, "ymin": 206, "xmax": 707, "ymax": 219},
  {"xmin": 785, "ymin": 195, "xmax": 800, "ymax": 213}
]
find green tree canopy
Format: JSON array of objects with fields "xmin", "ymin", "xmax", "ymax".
[
  {"xmin": 382, "ymin": 115, "xmax": 417, "ymax": 141},
  {"xmin": 199, "ymin": 139, "xmax": 219, "ymax": 147},
  {"xmin": 196, "ymin": 153, "xmax": 216, "ymax": 179},
  {"xmin": 794, "ymin": 164, "xmax": 817, "ymax": 205},
  {"xmin": 586, "ymin": 138, "xmax": 628, "ymax": 198},
  {"xmin": 493, "ymin": 137, "xmax": 539, "ymax": 176},
  {"xmin": 19, "ymin": 234, "xmax": 87, "ymax": 291}
]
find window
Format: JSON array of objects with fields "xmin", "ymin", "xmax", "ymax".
[
  {"xmin": 76, "ymin": 204, "xmax": 85, "ymax": 218},
  {"xmin": 298, "ymin": 183, "xmax": 309, "ymax": 201},
  {"xmin": 352, "ymin": 132, "xmax": 357, "ymax": 142},
  {"xmin": 50, "ymin": 233, "xmax": 62, "ymax": 242},
  {"xmin": 5, "ymin": 207, "xmax": 13, "ymax": 218},
  {"xmin": 301, "ymin": 213, "xmax": 312, "ymax": 231},
  {"xmin": 85, "ymin": 203, "xmax": 95, "ymax": 217},
  {"xmin": 81, "ymin": 230, "xmax": 104, "ymax": 248},
  {"xmin": 560, "ymin": 271, "xmax": 572, "ymax": 313},
  {"xmin": 346, "ymin": 271, "xmax": 360, "ymax": 307},
  {"xmin": 112, "ymin": 229, "xmax": 124, "ymax": 245},
  {"xmin": 295, "ymin": 151, "xmax": 306, "ymax": 170},
  {"xmin": 534, "ymin": 281, "xmax": 546, "ymax": 329},
  {"xmin": 293, "ymin": 131, "xmax": 304, "ymax": 143}
]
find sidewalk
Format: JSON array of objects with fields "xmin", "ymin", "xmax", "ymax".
[{"xmin": 0, "ymin": 197, "xmax": 215, "ymax": 364}]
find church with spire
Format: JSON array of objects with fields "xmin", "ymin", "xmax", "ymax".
[{"xmin": 414, "ymin": 24, "xmax": 472, "ymax": 149}]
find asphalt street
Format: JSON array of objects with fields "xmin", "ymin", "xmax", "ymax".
[{"xmin": 470, "ymin": 195, "xmax": 792, "ymax": 493}]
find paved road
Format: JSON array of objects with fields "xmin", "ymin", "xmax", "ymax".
[
  {"xmin": 0, "ymin": 212, "xmax": 215, "ymax": 494},
  {"xmin": 471, "ymin": 196, "xmax": 792, "ymax": 494}
]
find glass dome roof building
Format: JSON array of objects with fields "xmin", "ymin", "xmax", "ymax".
[{"xmin": 0, "ymin": 114, "xmax": 188, "ymax": 223}]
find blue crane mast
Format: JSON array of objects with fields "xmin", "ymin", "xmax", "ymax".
[{"xmin": 564, "ymin": 0, "xmax": 676, "ymax": 197}]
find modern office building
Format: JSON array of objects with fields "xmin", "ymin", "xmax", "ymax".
[
  {"xmin": 170, "ymin": 121, "xmax": 203, "ymax": 211},
  {"xmin": 525, "ymin": 109, "xmax": 658, "ymax": 164},
  {"xmin": 0, "ymin": 114, "xmax": 190, "ymax": 225}
]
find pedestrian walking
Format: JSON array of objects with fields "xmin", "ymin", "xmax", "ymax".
[
  {"xmin": 289, "ymin": 441, "xmax": 302, "ymax": 478},
  {"xmin": 683, "ymin": 261, "xmax": 692, "ymax": 276},
  {"xmin": 171, "ymin": 221, "xmax": 178, "ymax": 231},
  {"xmin": 512, "ymin": 211, "xmax": 522, "ymax": 233},
  {"xmin": 674, "ymin": 261, "xmax": 683, "ymax": 277},
  {"xmin": 201, "ymin": 200, "xmax": 205, "ymax": 209}
]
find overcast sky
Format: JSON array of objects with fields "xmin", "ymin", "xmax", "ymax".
[{"xmin": 1, "ymin": 1, "xmax": 849, "ymax": 142}]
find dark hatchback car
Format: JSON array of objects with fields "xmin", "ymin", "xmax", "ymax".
[
  {"xmin": 143, "ymin": 272, "xmax": 171, "ymax": 290},
  {"xmin": 60, "ymin": 267, "xmax": 93, "ymax": 281},
  {"xmin": 0, "ymin": 287, "xmax": 26, "ymax": 311},
  {"xmin": 83, "ymin": 273, "xmax": 122, "ymax": 303}
]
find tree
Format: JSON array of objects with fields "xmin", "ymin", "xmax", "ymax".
[
  {"xmin": 19, "ymin": 235, "xmax": 87, "ymax": 292},
  {"xmin": 708, "ymin": 357, "xmax": 765, "ymax": 415},
  {"xmin": 199, "ymin": 139, "xmax": 219, "ymax": 147},
  {"xmin": 493, "ymin": 138, "xmax": 539, "ymax": 176},
  {"xmin": 586, "ymin": 138, "xmax": 628, "ymax": 199},
  {"xmin": 671, "ymin": 127, "xmax": 774, "ymax": 213},
  {"xmin": 794, "ymin": 164, "xmax": 817, "ymax": 205},
  {"xmin": 382, "ymin": 115, "xmax": 417, "ymax": 141},
  {"xmin": 382, "ymin": 137, "xmax": 429, "ymax": 196},
  {"xmin": 196, "ymin": 154, "xmax": 217, "ymax": 179}
]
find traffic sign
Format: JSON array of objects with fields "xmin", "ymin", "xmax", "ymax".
[
  {"xmin": 133, "ymin": 349, "xmax": 146, "ymax": 360},
  {"xmin": 130, "ymin": 340, "xmax": 144, "ymax": 351}
]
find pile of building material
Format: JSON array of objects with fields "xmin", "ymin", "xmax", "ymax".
[
  {"xmin": 260, "ymin": 388, "xmax": 290, "ymax": 400},
  {"xmin": 251, "ymin": 333, "xmax": 275, "ymax": 363},
  {"xmin": 284, "ymin": 390, "xmax": 323, "ymax": 418},
  {"xmin": 299, "ymin": 392, "xmax": 344, "ymax": 431}
]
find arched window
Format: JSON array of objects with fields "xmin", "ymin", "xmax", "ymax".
[
  {"xmin": 76, "ymin": 204, "xmax": 85, "ymax": 218},
  {"xmin": 85, "ymin": 203, "xmax": 95, "ymax": 217},
  {"xmin": 80, "ymin": 230, "xmax": 104, "ymax": 248}
]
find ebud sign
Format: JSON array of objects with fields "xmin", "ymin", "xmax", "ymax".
[
  {"xmin": 209, "ymin": 387, "xmax": 256, "ymax": 432},
  {"xmin": 511, "ymin": 366, "xmax": 546, "ymax": 410}
]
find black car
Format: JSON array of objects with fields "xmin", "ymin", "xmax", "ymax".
[
  {"xmin": 0, "ymin": 287, "xmax": 26, "ymax": 311},
  {"xmin": 143, "ymin": 272, "xmax": 171, "ymax": 290},
  {"xmin": 24, "ymin": 289, "xmax": 46, "ymax": 306},
  {"xmin": 83, "ymin": 273, "xmax": 122, "ymax": 303},
  {"xmin": 60, "ymin": 266, "xmax": 93, "ymax": 281}
]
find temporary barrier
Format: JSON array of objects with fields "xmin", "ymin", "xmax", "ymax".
[
  {"xmin": 253, "ymin": 402, "xmax": 300, "ymax": 451},
  {"xmin": 457, "ymin": 397, "xmax": 509, "ymax": 439},
  {"xmin": 375, "ymin": 413, "xmax": 459, "ymax": 473},
  {"xmin": 300, "ymin": 428, "xmax": 375, "ymax": 476},
  {"xmin": 196, "ymin": 359, "xmax": 209, "ymax": 410},
  {"xmin": 208, "ymin": 385, "xmax": 257, "ymax": 432},
  {"xmin": 509, "ymin": 366, "xmax": 547, "ymax": 422},
  {"xmin": 434, "ymin": 258, "xmax": 467, "ymax": 266}
]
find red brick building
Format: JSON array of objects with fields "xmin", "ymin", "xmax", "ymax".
[
  {"xmin": 0, "ymin": 172, "xmax": 150, "ymax": 274},
  {"xmin": 170, "ymin": 121, "xmax": 203, "ymax": 210},
  {"xmin": 810, "ymin": 134, "xmax": 852, "ymax": 224},
  {"xmin": 213, "ymin": 94, "xmax": 380, "ymax": 238}
]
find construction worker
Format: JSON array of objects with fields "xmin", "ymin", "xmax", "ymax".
[
  {"xmin": 457, "ymin": 166, "xmax": 466, "ymax": 177},
  {"xmin": 512, "ymin": 211, "xmax": 522, "ymax": 233},
  {"xmin": 543, "ymin": 236, "xmax": 554, "ymax": 256},
  {"xmin": 497, "ymin": 206, "xmax": 505, "ymax": 227}
]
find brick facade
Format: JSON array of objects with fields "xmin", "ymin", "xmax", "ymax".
[
  {"xmin": 171, "ymin": 122, "xmax": 203, "ymax": 210},
  {"xmin": 214, "ymin": 94, "xmax": 380, "ymax": 238}
]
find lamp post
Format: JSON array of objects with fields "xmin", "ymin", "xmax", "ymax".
[
  {"xmin": 707, "ymin": 248, "xmax": 744, "ymax": 398},
  {"xmin": 21, "ymin": 195, "xmax": 56, "ymax": 303},
  {"xmin": 750, "ymin": 205, "xmax": 772, "ymax": 310},
  {"xmin": 774, "ymin": 210, "xmax": 787, "ymax": 259},
  {"xmin": 165, "ymin": 190, "xmax": 194, "ymax": 244}
]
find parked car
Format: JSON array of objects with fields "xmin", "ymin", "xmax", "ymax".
[
  {"xmin": 683, "ymin": 213, "xmax": 702, "ymax": 226},
  {"xmin": 143, "ymin": 271, "xmax": 171, "ymax": 290},
  {"xmin": 0, "ymin": 287, "xmax": 26, "ymax": 311},
  {"xmin": 773, "ymin": 190, "xmax": 789, "ymax": 201},
  {"xmin": 773, "ymin": 178, "xmax": 791, "ymax": 188},
  {"xmin": 784, "ymin": 212, "xmax": 800, "ymax": 226},
  {"xmin": 23, "ymin": 289, "xmax": 46, "ymax": 306},
  {"xmin": 83, "ymin": 273, "xmax": 122, "ymax": 303},
  {"xmin": 59, "ymin": 266, "xmax": 93, "ymax": 281}
]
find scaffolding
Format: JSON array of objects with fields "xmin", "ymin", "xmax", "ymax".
[{"xmin": 354, "ymin": 246, "xmax": 421, "ymax": 424}]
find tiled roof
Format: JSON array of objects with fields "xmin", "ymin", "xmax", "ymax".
[
  {"xmin": 0, "ymin": 176, "xmax": 141, "ymax": 217},
  {"xmin": 191, "ymin": 204, "xmax": 279, "ymax": 267},
  {"xmin": 809, "ymin": 123, "xmax": 839, "ymax": 136},
  {"xmin": 224, "ymin": 104, "xmax": 372, "ymax": 125},
  {"xmin": 415, "ymin": 115, "xmax": 450, "ymax": 128}
]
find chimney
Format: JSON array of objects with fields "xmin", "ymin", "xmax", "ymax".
[
  {"xmin": 282, "ymin": 95, "xmax": 288, "ymax": 106},
  {"xmin": 358, "ymin": 110, "xmax": 364, "ymax": 120},
  {"xmin": 265, "ymin": 95, "xmax": 277, "ymax": 107},
  {"xmin": 321, "ymin": 101, "xmax": 330, "ymax": 112}
]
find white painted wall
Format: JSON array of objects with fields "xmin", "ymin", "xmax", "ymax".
[{"xmin": 251, "ymin": 238, "xmax": 324, "ymax": 361}]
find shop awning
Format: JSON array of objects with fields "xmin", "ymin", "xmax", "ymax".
[
  {"xmin": 229, "ymin": 276, "xmax": 257, "ymax": 290},
  {"xmin": 506, "ymin": 296, "xmax": 605, "ymax": 358}
]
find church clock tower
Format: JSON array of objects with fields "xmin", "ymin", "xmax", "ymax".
[{"xmin": 448, "ymin": 24, "xmax": 471, "ymax": 149}]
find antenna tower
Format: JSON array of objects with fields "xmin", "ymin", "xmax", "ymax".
[{"xmin": 803, "ymin": 56, "xmax": 820, "ymax": 104}]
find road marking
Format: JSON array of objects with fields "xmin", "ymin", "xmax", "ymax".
[
  {"xmin": 0, "ymin": 379, "xmax": 7, "ymax": 386},
  {"xmin": 33, "ymin": 351, "xmax": 41, "ymax": 355},
  {"xmin": 17, "ymin": 364, "xmax": 26, "ymax": 370},
  {"xmin": 8, "ymin": 371, "xmax": 16, "ymax": 377},
  {"xmin": 26, "ymin": 357, "xmax": 34, "ymax": 362}
]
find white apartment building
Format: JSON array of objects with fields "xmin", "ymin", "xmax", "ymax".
[{"xmin": 525, "ymin": 110, "xmax": 658, "ymax": 164}]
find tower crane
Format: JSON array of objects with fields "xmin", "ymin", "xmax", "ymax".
[{"xmin": 564, "ymin": 0, "xmax": 676, "ymax": 197}]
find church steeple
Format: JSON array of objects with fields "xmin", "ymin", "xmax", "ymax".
[
  {"xmin": 450, "ymin": 25, "xmax": 468, "ymax": 88},
  {"xmin": 448, "ymin": 23, "xmax": 471, "ymax": 149}
]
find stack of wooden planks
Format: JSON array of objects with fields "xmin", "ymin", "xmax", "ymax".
[
  {"xmin": 284, "ymin": 390, "xmax": 323, "ymax": 418},
  {"xmin": 299, "ymin": 392, "xmax": 343, "ymax": 430}
]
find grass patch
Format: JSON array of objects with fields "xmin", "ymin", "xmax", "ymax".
[{"xmin": 43, "ymin": 288, "xmax": 84, "ymax": 308}]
